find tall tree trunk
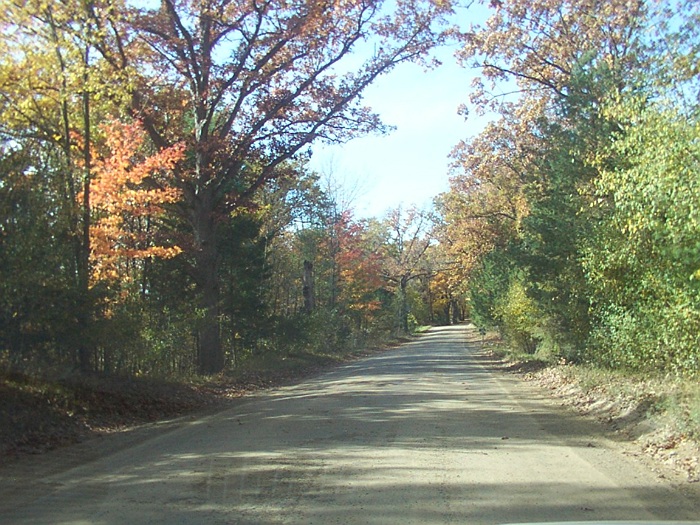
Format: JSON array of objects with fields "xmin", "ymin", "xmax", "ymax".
[
  {"xmin": 198, "ymin": 262, "xmax": 223, "ymax": 374},
  {"xmin": 77, "ymin": 55, "xmax": 92, "ymax": 373},
  {"xmin": 451, "ymin": 299, "xmax": 461, "ymax": 324},
  {"xmin": 193, "ymin": 192, "xmax": 224, "ymax": 375},
  {"xmin": 51, "ymin": 14, "xmax": 92, "ymax": 372},
  {"xmin": 302, "ymin": 260, "xmax": 315, "ymax": 314},
  {"xmin": 399, "ymin": 277, "xmax": 409, "ymax": 334}
]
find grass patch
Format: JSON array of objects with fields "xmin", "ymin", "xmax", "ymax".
[
  {"xmin": 660, "ymin": 381, "xmax": 700, "ymax": 441},
  {"xmin": 483, "ymin": 336, "xmax": 552, "ymax": 373}
]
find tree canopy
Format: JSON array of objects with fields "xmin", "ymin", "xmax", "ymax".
[
  {"xmin": 0, "ymin": 0, "xmax": 459, "ymax": 376},
  {"xmin": 438, "ymin": 0, "xmax": 700, "ymax": 375},
  {"xmin": 2, "ymin": 0, "xmax": 699, "ymax": 379}
]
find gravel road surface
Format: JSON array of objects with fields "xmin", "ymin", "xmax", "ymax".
[{"xmin": 1, "ymin": 324, "xmax": 698, "ymax": 524}]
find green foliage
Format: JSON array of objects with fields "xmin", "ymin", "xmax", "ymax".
[
  {"xmin": 0, "ymin": 0, "xmax": 451, "ymax": 378},
  {"xmin": 494, "ymin": 276, "xmax": 541, "ymax": 354},
  {"xmin": 441, "ymin": 0, "xmax": 700, "ymax": 378},
  {"xmin": 303, "ymin": 310, "xmax": 354, "ymax": 355},
  {"xmin": 584, "ymin": 100, "xmax": 700, "ymax": 374},
  {"xmin": 0, "ymin": 144, "xmax": 81, "ymax": 370},
  {"xmin": 218, "ymin": 212, "xmax": 271, "ymax": 360},
  {"xmin": 468, "ymin": 248, "xmax": 513, "ymax": 330},
  {"xmin": 518, "ymin": 130, "xmax": 595, "ymax": 356},
  {"xmin": 405, "ymin": 285, "xmax": 431, "ymax": 329}
]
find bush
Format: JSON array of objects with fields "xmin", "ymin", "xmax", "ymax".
[{"xmin": 495, "ymin": 277, "xmax": 542, "ymax": 354}]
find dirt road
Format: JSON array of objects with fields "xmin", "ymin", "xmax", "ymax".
[{"xmin": 1, "ymin": 325, "xmax": 698, "ymax": 524}]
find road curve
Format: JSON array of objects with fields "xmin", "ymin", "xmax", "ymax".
[{"xmin": 1, "ymin": 324, "xmax": 698, "ymax": 524}]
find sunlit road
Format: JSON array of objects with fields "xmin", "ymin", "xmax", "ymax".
[{"xmin": 1, "ymin": 325, "xmax": 699, "ymax": 524}]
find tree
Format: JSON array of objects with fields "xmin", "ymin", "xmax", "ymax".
[
  {"xmin": 459, "ymin": 0, "xmax": 647, "ymax": 113},
  {"xmin": 114, "ymin": 0, "xmax": 455, "ymax": 373},
  {"xmin": 334, "ymin": 212, "xmax": 385, "ymax": 328},
  {"xmin": 89, "ymin": 120, "xmax": 185, "ymax": 286},
  {"xmin": 0, "ymin": 0, "xmax": 129, "ymax": 370},
  {"xmin": 584, "ymin": 98, "xmax": 700, "ymax": 373},
  {"xmin": 441, "ymin": 0, "xmax": 660, "ymax": 357},
  {"xmin": 382, "ymin": 206, "xmax": 434, "ymax": 333},
  {"xmin": 261, "ymin": 169, "xmax": 332, "ymax": 319},
  {"xmin": 444, "ymin": 0, "xmax": 700, "ymax": 371},
  {"xmin": 438, "ymin": 112, "xmax": 533, "ymax": 277},
  {"xmin": 0, "ymin": 142, "xmax": 82, "ymax": 366}
]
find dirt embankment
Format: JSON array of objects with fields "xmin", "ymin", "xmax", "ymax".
[
  {"xmin": 0, "ymin": 373, "xmax": 230, "ymax": 458},
  {"xmin": 0, "ymin": 342, "xmax": 402, "ymax": 460},
  {"xmin": 0, "ymin": 364, "xmax": 329, "ymax": 459},
  {"xmin": 516, "ymin": 362, "xmax": 700, "ymax": 484}
]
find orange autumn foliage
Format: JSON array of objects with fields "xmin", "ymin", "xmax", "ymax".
[{"xmin": 87, "ymin": 121, "xmax": 185, "ymax": 285}]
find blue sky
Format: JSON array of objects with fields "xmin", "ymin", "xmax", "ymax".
[{"xmin": 308, "ymin": 5, "xmax": 493, "ymax": 219}]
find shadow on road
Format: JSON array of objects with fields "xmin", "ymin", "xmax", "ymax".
[{"xmin": 2, "ymin": 325, "xmax": 698, "ymax": 524}]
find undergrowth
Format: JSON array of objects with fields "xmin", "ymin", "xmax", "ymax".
[{"xmin": 1, "ymin": 331, "xmax": 411, "ymax": 459}]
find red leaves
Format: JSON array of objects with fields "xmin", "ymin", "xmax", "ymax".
[{"xmin": 332, "ymin": 211, "xmax": 385, "ymax": 317}]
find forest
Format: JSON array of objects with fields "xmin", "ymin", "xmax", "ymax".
[{"xmin": 1, "ymin": 0, "xmax": 699, "ymax": 381}]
